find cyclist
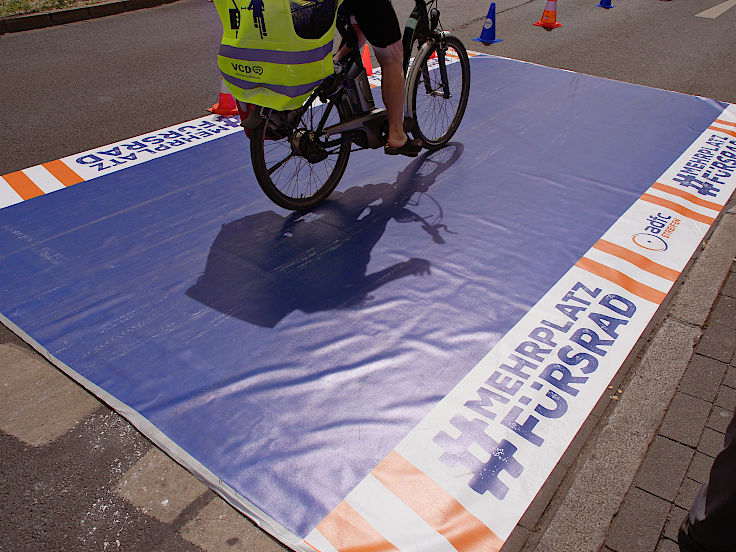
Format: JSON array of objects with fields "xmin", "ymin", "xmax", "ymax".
[
  {"xmin": 247, "ymin": 0, "xmax": 267, "ymax": 37},
  {"xmin": 337, "ymin": 0, "xmax": 423, "ymax": 157}
]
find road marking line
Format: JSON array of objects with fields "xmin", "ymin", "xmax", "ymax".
[
  {"xmin": 117, "ymin": 447, "xmax": 208, "ymax": 523},
  {"xmin": 0, "ymin": 344, "xmax": 99, "ymax": 446},
  {"xmin": 182, "ymin": 498, "xmax": 288, "ymax": 552},
  {"xmin": 695, "ymin": 0, "xmax": 736, "ymax": 18}
]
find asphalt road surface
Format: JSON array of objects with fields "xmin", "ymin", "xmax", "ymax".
[
  {"xmin": 1, "ymin": 1, "xmax": 735, "ymax": 550},
  {"xmin": 1, "ymin": 0, "xmax": 734, "ymax": 175}
]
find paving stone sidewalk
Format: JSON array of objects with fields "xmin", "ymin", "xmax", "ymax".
[
  {"xmin": 491, "ymin": 205, "xmax": 736, "ymax": 552},
  {"xmin": 604, "ymin": 263, "xmax": 736, "ymax": 552}
]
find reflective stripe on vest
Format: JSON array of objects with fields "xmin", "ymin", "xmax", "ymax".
[
  {"xmin": 219, "ymin": 42, "xmax": 334, "ymax": 65},
  {"xmin": 221, "ymin": 72, "xmax": 323, "ymax": 98}
]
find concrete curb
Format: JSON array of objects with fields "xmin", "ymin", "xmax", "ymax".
[
  {"xmin": 0, "ymin": 0, "xmax": 180, "ymax": 34},
  {"xmin": 531, "ymin": 205, "xmax": 736, "ymax": 552}
]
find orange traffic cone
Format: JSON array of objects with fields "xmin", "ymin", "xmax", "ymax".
[
  {"xmin": 361, "ymin": 43, "xmax": 373, "ymax": 76},
  {"xmin": 208, "ymin": 79, "xmax": 238, "ymax": 116},
  {"xmin": 534, "ymin": 0, "xmax": 562, "ymax": 30}
]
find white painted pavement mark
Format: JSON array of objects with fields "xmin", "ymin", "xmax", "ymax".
[
  {"xmin": 0, "ymin": 344, "xmax": 99, "ymax": 445},
  {"xmin": 116, "ymin": 447, "xmax": 209, "ymax": 523},
  {"xmin": 181, "ymin": 497, "xmax": 288, "ymax": 552},
  {"xmin": 696, "ymin": 0, "xmax": 736, "ymax": 18}
]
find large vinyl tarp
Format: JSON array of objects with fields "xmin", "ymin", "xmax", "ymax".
[{"xmin": 1, "ymin": 55, "xmax": 735, "ymax": 551}]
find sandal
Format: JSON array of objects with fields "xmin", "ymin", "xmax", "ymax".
[{"xmin": 384, "ymin": 138, "xmax": 423, "ymax": 157}]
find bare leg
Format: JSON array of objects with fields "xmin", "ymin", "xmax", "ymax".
[
  {"xmin": 335, "ymin": 23, "xmax": 418, "ymax": 154},
  {"xmin": 373, "ymin": 40, "xmax": 409, "ymax": 148}
]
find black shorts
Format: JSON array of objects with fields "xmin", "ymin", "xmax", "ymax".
[{"xmin": 340, "ymin": 0, "xmax": 401, "ymax": 48}]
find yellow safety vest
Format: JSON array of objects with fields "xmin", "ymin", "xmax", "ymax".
[{"xmin": 214, "ymin": 0, "xmax": 339, "ymax": 111}]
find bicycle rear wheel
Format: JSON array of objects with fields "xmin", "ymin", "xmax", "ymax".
[
  {"xmin": 250, "ymin": 98, "xmax": 351, "ymax": 211},
  {"xmin": 406, "ymin": 35, "xmax": 470, "ymax": 149}
]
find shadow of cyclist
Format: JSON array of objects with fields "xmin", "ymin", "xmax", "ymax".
[{"xmin": 186, "ymin": 144, "xmax": 463, "ymax": 328}]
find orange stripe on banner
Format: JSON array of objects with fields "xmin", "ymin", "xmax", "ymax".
[
  {"xmin": 593, "ymin": 240, "xmax": 680, "ymax": 282},
  {"xmin": 303, "ymin": 541, "xmax": 322, "ymax": 552},
  {"xmin": 650, "ymin": 182, "xmax": 722, "ymax": 211},
  {"xmin": 640, "ymin": 193, "xmax": 715, "ymax": 225},
  {"xmin": 317, "ymin": 501, "xmax": 399, "ymax": 552},
  {"xmin": 42, "ymin": 159, "xmax": 84, "ymax": 186},
  {"xmin": 576, "ymin": 257, "xmax": 667, "ymax": 304},
  {"xmin": 714, "ymin": 119, "xmax": 736, "ymax": 128},
  {"xmin": 2, "ymin": 171, "xmax": 44, "ymax": 200},
  {"xmin": 708, "ymin": 125, "xmax": 736, "ymax": 138},
  {"xmin": 372, "ymin": 451, "xmax": 504, "ymax": 552}
]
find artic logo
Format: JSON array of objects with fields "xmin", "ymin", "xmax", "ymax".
[
  {"xmin": 632, "ymin": 233, "xmax": 668, "ymax": 251},
  {"xmin": 631, "ymin": 212, "xmax": 681, "ymax": 252}
]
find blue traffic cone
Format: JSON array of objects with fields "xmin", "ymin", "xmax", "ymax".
[
  {"xmin": 473, "ymin": 2, "xmax": 502, "ymax": 45},
  {"xmin": 597, "ymin": 0, "xmax": 614, "ymax": 8}
]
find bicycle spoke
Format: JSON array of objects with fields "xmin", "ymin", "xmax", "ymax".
[{"xmin": 267, "ymin": 153, "xmax": 295, "ymax": 176}]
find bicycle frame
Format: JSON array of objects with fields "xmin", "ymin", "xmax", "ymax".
[
  {"xmin": 321, "ymin": 0, "xmax": 448, "ymax": 150},
  {"xmin": 242, "ymin": 0, "xmax": 449, "ymax": 152},
  {"xmin": 402, "ymin": 0, "xmax": 438, "ymax": 73},
  {"xmin": 246, "ymin": 0, "xmax": 470, "ymax": 210}
]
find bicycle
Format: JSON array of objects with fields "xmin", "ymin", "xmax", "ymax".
[{"xmin": 242, "ymin": 0, "xmax": 471, "ymax": 211}]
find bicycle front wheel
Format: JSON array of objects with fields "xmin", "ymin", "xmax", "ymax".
[
  {"xmin": 250, "ymin": 98, "xmax": 352, "ymax": 211},
  {"xmin": 406, "ymin": 35, "xmax": 470, "ymax": 149}
]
